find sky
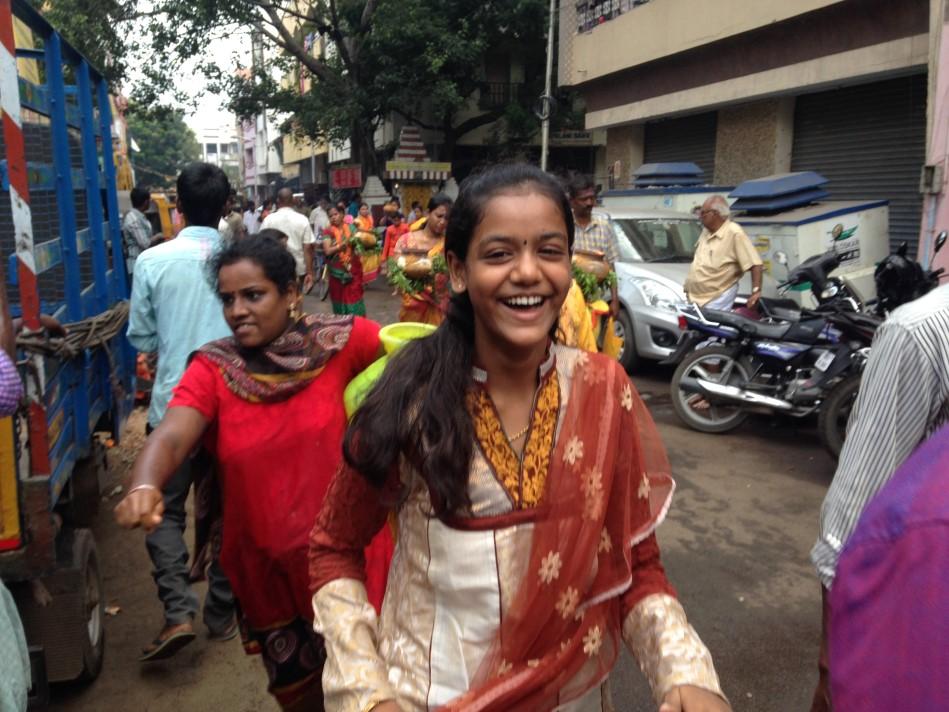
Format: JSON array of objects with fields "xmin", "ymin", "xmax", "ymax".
[
  {"xmin": 127, "ymin": 28, "xmax": 250, "ymax": 139},
  {"xmin": 183, "ymin": 33, "xmax": 251, "ymax": 137}
]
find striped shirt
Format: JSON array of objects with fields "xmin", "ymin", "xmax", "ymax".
[
  {"xmin": 122, "ymin": 208, "xmax": 152, "ymax": 274},
  {"xmin": 574, "ymin": 216, "xmax": 619, "ymax": 265},
  {"xmin": 811, "ymin": 283, "xmax": 949, "ymax": 588}
]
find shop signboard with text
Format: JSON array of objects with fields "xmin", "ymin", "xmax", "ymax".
[{"xmin": 331, "ymin": 165, "xmax": 362, "ymax": 190}]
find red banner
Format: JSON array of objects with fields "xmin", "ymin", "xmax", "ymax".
[{"xmin": 331, "ymin": 165, "xmax": 362, "ymax": 190}]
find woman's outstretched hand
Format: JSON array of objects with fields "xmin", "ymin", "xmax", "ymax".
[
  {"xmin": 114, "ymin": 487, "xmax": 164, "ymax": 532},
  {"xmin": 660, "ymin": 685, "xmax": 731, "ymax": 712}
]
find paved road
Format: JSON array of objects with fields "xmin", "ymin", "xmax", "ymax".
[{"xmin": 53, "ymin": 281, "xmax": 834, "ymax": 711}]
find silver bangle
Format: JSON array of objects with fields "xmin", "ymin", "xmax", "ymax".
[{"xmin": 127, "ymin": 483, "xmax": 159, "ymax": 496}]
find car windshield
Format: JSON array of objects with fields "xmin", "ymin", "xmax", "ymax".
[{"xmin": 610, "ymin": 217, "xmax": 702, "ymax": 263}]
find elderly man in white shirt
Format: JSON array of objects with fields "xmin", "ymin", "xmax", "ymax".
[{"xmin": 261, "ymin": 187, "xmax": 317, "ymax": 292}]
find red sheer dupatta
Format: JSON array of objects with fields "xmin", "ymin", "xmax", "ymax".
[{"xmin": 442, "ymin": 352, "xmax": 674, "ymax": 712}]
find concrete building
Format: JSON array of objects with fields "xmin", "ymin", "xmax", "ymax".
[
  {"xmin": 279, "ymin": 26, "xmax": 329, "ymax": 197},
  {"xmin": 254, "ymin": 111, "xmax": 284, "ymax": 199},
  {"xmin": 561, "ymin": 0, "xmax": 931, "ymax": 252},
  {"xmin": 194, "ymin": 118, "xmax": 242, "ymax": 189},
  {"xmin": 238, "ymin": 32, "xmax": 285, "ymax": 202},
  {"xmin": 240, "ymin": 118, "xmax": 257, "ymax": 200}
]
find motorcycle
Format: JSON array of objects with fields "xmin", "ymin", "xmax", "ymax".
[
  {"xmin": 666, "ymin": 249, "xmax": 881, "ymax": 457},
  {"xmin": 871, "ymin": 230, "xmax": 947, "ymax": 315}
]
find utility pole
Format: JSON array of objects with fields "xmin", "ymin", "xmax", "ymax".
[{"xmin": 540, "ymin": 0, "xmax": 556, "ymax": 172}]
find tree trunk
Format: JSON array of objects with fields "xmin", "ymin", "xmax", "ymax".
[
  {"xmin": 352, "ymin": 119, "xmax": 380, "ymax": 178},
  {"xmin": 442, "ymin": 116, "xmax": 457, "ymax": 164}
]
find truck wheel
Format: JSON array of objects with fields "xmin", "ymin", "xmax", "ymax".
[
  {"xmin": 12, "ymin": 529, "xmax": 106, "ymax": 683},
  {"xmin": 72, "ymin": 528, "xmax": 105, "ymax": 681},
  {"xmin": 818, "ymin": 376, "xmax": 861, "ymax": 460},
  {"xmin": 615, "ymin": 308, "xmax": 641, "ymax": 373},
  {"xmin": 62, "ymin": 442, "xmax": 105, "ymax": 528}
]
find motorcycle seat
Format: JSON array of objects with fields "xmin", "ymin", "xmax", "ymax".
[
  {"xmin": 758, "ymin": 297, "xmax": 802, "ymax": 322},
  {"xmin": 840, "ymin": 312, "xmax": 882, "ymax": 329},
  {"xmin": 701, "ymin": 308, "xmax": 792, "ymax": 339}
]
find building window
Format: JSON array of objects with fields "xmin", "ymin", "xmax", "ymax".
[
  {"xmin": 479, "ymin": 82, "xmax": 525, "ymax": 111},
  {"xmin": 575, "ymin": 0, "xmax": 649, "ymax": 33},
  {"xmin": 206, "ymin": 143, "xmax": 218, "ymax": 154}
]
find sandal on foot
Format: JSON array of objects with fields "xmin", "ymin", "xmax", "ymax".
[
  {"xmin": 207, "ymin": 619, "xmax": 239, "ymax": 642},
  {"xmin": 140, "ymin": 623, "xmax": 196, "ymax": 661}
]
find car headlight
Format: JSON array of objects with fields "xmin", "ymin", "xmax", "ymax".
[{"xmin": 631, "ymin": 278, "xmax": 683, "ymax": 311}]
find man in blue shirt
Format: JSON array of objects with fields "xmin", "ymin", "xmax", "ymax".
[{"xmin": 127, "ymin": 162, "xmax": 235, "ymax": 660}]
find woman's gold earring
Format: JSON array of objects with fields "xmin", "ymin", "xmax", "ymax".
[{"xmin": 289, "ymin": 301, "xmax": 300, "ymax": 320}]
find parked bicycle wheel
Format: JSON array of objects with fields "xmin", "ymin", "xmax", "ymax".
[{"xmin": 317, "ymin": 262, "xmax": 330, "ymax": 301}]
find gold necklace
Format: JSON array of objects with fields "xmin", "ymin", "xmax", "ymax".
[{"xmin": 507, "ymin": 423, "xmax": 530, "ymax": 442}]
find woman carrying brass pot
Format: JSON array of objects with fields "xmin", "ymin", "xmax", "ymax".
[
  {"xmin": 323, "ymin": 205, "xmax": 367, "ymax": 316},
  {"xmin": 391, "ymin": 194, "xmax": 453, "ymax": 324}
]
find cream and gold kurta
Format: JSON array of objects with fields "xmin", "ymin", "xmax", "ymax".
[{"xmin": 312, "ymin": 346, "xmax": 723, "ymax": 711}]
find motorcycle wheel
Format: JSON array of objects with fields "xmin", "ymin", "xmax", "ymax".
[
  {"xmin": 818, "ymin": 375, "xmax": 861, "ymax": 459},
  {"xmin": 670, "ymin": 345, "xmax": 752, "ymax": 433}
]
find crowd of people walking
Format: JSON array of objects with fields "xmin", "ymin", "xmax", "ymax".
[
  {"xmin": 102, "ymin": 158, "xmax": 948, "ymax": 712},
  {"xmin": 112, "ymin": 161, "xmax": 731, "ymax": 712}
]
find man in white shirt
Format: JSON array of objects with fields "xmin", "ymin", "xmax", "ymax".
[
  {"xmin": 309, "ymin": 198, "xmax": 330, "ymax": 237},
  {"xmin": 261, "ymin": 187, "xmax": 316, "ymax": 292},
  {"xmin": 243, "ymin": 199, "xmax": 259, "ymax": 235},
  {"xmin": 217, "ymin": 191, "xmax": 245, "ymax": 242}
]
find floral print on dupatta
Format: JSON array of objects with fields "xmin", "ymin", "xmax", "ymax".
[{"xmin": 440, "ymin": 351, "xmax": 674, "ymax": 712}]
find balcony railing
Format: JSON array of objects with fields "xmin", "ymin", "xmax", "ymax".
[
  {"xmin": 575, "ymin": 0, "xmax": 651, "ymax": 33},
  {"xmin": 479, "ymin": 82, "xmax": 525, "ymax": 111}
]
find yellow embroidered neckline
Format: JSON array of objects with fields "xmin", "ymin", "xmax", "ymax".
[{"xmin": 467, "ymin": 369, "xmax": 560, "ymax": 509}]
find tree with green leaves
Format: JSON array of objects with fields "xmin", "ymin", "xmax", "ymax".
[
  {"xmin": 126, "ymin": 107, "xmax": 202, "ymax": 187},
  {"xmin": 159, "ymin": 0, "xmax": 555, "ymax": 173},
  {"xmin": 38, "ymin": 0, "xmax": 569, "ymax": 174},
  {"xmin": 27, "ymin": 0, "xmax": 135, "ymax": 86}
]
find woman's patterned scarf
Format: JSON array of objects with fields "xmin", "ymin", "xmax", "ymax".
[
  {"xmin": 197, "ymin": 312, "xmax": 354, "ymax": 403},
  {"xmin": 441, "ymin": 352, "xmax": 674, "ymax": 712}
]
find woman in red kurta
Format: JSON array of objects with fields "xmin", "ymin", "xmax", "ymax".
[{"xmin": 116, "ymin": 235, "xmax": 391, "ymax": 712}]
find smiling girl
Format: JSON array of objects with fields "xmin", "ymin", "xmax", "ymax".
[{"xmin": 309, "ymin": 164, "xmax": 729, "ymax": 712}]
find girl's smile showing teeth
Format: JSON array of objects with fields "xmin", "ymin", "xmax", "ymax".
[{"xmin": 503, "ymin": 295, "xmax": 545, "ymax": 308}]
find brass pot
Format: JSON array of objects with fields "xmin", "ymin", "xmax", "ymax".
[
  {"xmin": 573, "ymin": 249, "xmax": 610, "ymax": 281},
  {"xmin": 403, "ymin": 258, "xmax": 433, "ymax": 279},
  {"xmin": 357, "ymin": 231, "xmax": 377, "ymax": 248}
]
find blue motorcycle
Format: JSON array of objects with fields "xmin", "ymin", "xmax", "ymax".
[{"xmin": 667, "ymin": 251, "xmax": 880, "ymax": 456}]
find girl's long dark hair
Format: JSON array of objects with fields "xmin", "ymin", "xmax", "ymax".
[{"xmin": 343, "ymin": 163, "xmax": 574, "ymax": 517}]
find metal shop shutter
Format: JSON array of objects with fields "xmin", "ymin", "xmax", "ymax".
[
  {"xmin": 643, "ymin": 111, "xmax": 718, "ymax": 178},
  {"xmin": 791, "ymin": 74, "xmax": 927, "ymax": 254}
]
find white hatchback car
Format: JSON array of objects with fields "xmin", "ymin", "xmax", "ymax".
[{"xmin": 602, "ymin": 209, "xmax": 758, "ymax": 372}]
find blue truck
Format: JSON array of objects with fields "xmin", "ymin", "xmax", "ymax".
[{"xmin": 0, "ymin": 0, "xmax": 135, "ymax": 700}]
